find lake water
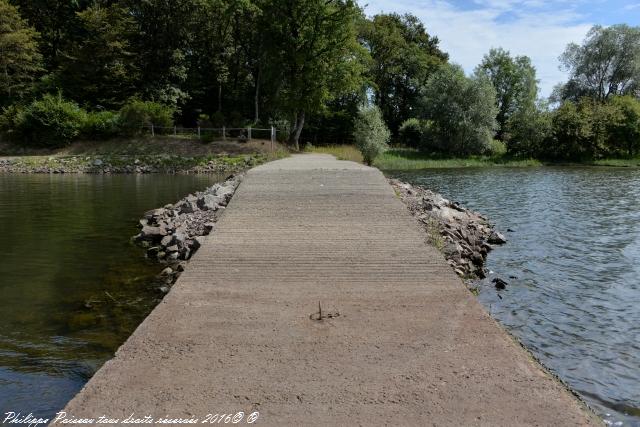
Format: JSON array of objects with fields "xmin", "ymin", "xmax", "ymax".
[
  {"xmin": 390, "ymin": 167, "xmax": 640, "ymax": 426},
  {"xmin": 0, "ymin": 173, "xmax": 222, "ymax": 419},
  {"xmin": 1, "ymin": 169, "xmax": 638, "ymax": 425}
]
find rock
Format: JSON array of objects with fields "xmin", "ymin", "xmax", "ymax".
[
  {"xmin": 161, "ymin": 235, "xmax": 175, "ymax": 246},
  {"xmin": 93, "ymin": 159, "xmax": 103, "ymax": 166},
  {"xmin": 178, "ymin": 200, "xmax": 196, "ymax": 214},
  {"xmin": 166, "ymin": 245, "xmax": 179, "ymax": 253},
  {"xmin": 192, "ymin": 236, "xmax": 206, "ymax": 251},
  {"xmin": 488, "ymin": 231, "xmax": 507, "ymax": 244},
  {"xmin": 197, "ymin": 194, "xmax": 223, "ymax": 211},
  {"xmin": 492, "ymin": 278, "xmax": 508, "ymax": 289},
  {"xmin": 140, "ymin": 225, "xmax": 167, "ymax": 240},
  {"xmin": 161, "ymin": 267, "xmax": 173, "ymax": 276},
  {"xmin": 159, "ymin": 286, "xmax": 170, "ymax": 294},
  {"xmin": 471, "ymin": 251, "xmax": 484, "ymax": 266}
]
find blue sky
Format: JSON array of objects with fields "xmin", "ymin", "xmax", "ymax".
[{"xmin": 363, "ymin": 0, "xmax": 640, "ymax": 96}]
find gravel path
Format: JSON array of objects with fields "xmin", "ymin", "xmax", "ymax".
[{"xmin": 60, "ymin": 154, "xmax": 599, "ymax": 426}]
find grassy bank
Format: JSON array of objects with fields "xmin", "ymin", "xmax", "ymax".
[
  {"xmin": 306, "ymin": 145, "xmax": 640, "ymax": 169},
  {"xmin": 0, "ymin": 136, "xmax": 289, "ymax": 173},
  {"xmin": 306, "ymin": 145, "xmax": 541, "ymax": 169}
]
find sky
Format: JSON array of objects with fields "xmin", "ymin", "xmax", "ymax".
[{"xmin": 363, "ymin": 0, "xmax": 640, "ymax": 97}]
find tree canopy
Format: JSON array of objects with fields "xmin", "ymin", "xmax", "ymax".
[
  {"xmin": 475, "ymin": 48, "xmax": 538, "ymax": 142},
  {"xmin": 557, "ymin": 25, "xmax": 640, "ymax": 102},
  {"xmin": 359, "ymin": 13, "xmax": 447, "ymax": 135},
  {"xmin": 0, "ymin": 0, "xmax": 42, "ymax": 105}
]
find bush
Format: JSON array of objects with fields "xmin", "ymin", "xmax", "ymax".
[
  {"xmin": 505, "ymin": 104, "xmax": 552, "ymax": 157},
  {"xmin": 608, "ymin": 95, "xmax": 640, "ymax": 157},
  {"xmin": 353, "ymin": 106, "xmax": 390, "ymax": 165},
  {"xmin": 487, "ymin": 139, "xmax": 507, "ymax": 156},
  {"xmin": 119, "ymin": 100, "xmax": 174, "ymax": 135},
  {"xmin": 398, "ymin": 118, "xmax": 423, "ymax": 149},
  {"xmin": 82, "ymin": 111, "xmax": 120, "ymax": 139},
  {"xmin": 3, "ymin": 94, "xmax": 86, "ymax": 147}
]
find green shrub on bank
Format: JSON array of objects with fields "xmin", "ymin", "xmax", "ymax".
[
  {"xmin": 2, "ymin": 94, "xmax": 86, "ymax": 147},
  {"xmin": 353, "ymin": 105, "xmax": 390, "ymax": 165},
  {"xmin": 398, "ymin": 118, "xmax": 423, "ymax": 149},
  {"xmin": 82, "ymin": 111, "xmax": 120, "ymax": 139},
  {"xmin": 487, "ymin": 139, "xmax": 507, "ymax": 156},
  {"xmin": 119, "ymin": 100, "xmax": 175, "ymax": 135}
]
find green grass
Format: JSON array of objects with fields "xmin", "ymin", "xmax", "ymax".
[
  {"xmin": 306, "ymin": 145, "xmax": 541, "ymax": 169},
  {"xmin": 375, "ymin": 150, "xmax": 542, "ymax": 169},
  {"xmin": 305, "ymin": 144, "xmax": 363, "ymax": 163},
  {"xmin": 300, "ymin": 144, "xmax": 640, "ymax": 169},
  {"xmin": 590, "ymin": 158, "xmax": 640, "ymax": 167}
]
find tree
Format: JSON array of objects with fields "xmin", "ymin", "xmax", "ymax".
[
  {"xmin": 359, "ymin": 13, "xmax": 447, "ymax": 134},
  {"xmin": 418, "ymin": 64, "xmax": 497, "ymax": 155},
  {"xmin": 558, "ymin": 25, "xmax": 640, "ymax": 102},
  {"xmin": 505, "ymin": 101, "xmax": 551, "ymax": 157},
  {"xmin": 608, "ymin": 95, "xmax": 640, "ymax": 157},
  {"xmin": 353, "ymin": 105, "xmax": 390, "ymax": 165},
  {"xmin": 58, "ymin": 3, "xmax": 139, "ymax": 109},
  {"xmin": 474, "ymin": 48, "xmax": 538, "ymax": 142},
  {"xmin": 0, "ymin": 0, "xmax": 42, "ymax": 105},
  {"xmin": 122, "ymin": 0, "xmax": 202, "ymax": 109},
  {"xmin": 10, "ymin": 0, "xmax": 91, "ymax": 68},
  {"xmin": 261, "ymin": 0, "xmax": 367, "ymax": 150}
]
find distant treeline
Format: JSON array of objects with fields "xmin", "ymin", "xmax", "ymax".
[{"xmin": 0, "ymin": 0, "xmax": 639, "ymax": 159}]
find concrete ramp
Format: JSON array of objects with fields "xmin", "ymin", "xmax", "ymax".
[{"xmin": 60, "ymin": 154, "xmax": 598, "ymax": 426}]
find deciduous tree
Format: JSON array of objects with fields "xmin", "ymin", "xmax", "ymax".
[{"xmin": 0, "ymin": 0, "xmax": 42, "ymax": 105}]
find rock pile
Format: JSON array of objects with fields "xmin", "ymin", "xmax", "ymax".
[
  {"xmin": 390, "ymin": 179, "xmax": 506, "ymax": 279},
  {"xmin": 133, "ymin": 174, "xmax": 242, "ymax": 291}
]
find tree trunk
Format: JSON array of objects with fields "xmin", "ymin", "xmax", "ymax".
[
  {"xmin": 253, "ymin": 67, "xmax": 261, "ymax": 124},
  {"xmin": 289, "ymin": 111, "xmax": 305, "ymax": 151}
]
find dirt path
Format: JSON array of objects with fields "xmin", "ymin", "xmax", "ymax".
[{"xmin": 59, "ymin": 154, "xmax": 600, "ymax": 426}]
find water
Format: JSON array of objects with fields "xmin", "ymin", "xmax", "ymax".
[
  {"xmin": 390, "ymin": 167, "xmax": 640, "ymax": 426},
  {"xmin": 0, "ymin": 173, "xmax": 223, "ymax": 419}
]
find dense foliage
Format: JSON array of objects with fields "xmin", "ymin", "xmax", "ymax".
[
  {"xmin": 0, "ymin": 0, "xmax": 638, "ymax": 161},
  {"xmin": 414, "ymin": 64, "xmax": 498, "ymax": 155},
  {"xmin": 3, "ymin": 93, "xmax": 86, "ymax": 147}
]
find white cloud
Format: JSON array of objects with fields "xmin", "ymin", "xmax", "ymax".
[{"xmin": 363, "ymin": 0, "xmax": 593, "ymax": 97}]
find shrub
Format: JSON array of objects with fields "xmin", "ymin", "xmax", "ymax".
[
  {"xmin": 4, "ymin": 94, "xmax": 86, "ymax": 147},
  {"xmin": 353, "ymin": 105, "xmax": 390, "ymax": 165},
  {"xmin": 119, "ymin": 100, "xmax": 174, "ymax": 135},
  {"xmin": 505, "ymin": 104, "xmax": 552, "ymax": 157},
  {"xmin": 398, "ymin": 118, "xmax": 423, "ymax": 149},
  {"xmin": 487, "ymin": 139, "xmax": 507, "ymax": 156},
  {"xmin": 82, "ymin": 111, "xmax": 120, "ymax": 139},
  {"xmin": 608, "ymin": 95, "xmax": 640, "ymax": 157}
]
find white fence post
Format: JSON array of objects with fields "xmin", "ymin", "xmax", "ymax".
[
  {"xmin": 197, "ymin": 126, "xmax": 201, "ymax": 139},
  {"xmin": 270, "ymin": 126, "xmax": 275, "ymax": 151},
  {"xmin": 151, "ymin": 124, "xmax": 155, "ymax": 137},
  {"xmin": 248, "ymin": 126, "xmax": 252, "ymax": 141},
  {"xmin": 223, "ymin": 126, "xmax": 226, "ymax": 141},
  {"xmin": 174, "ymin": 126, "xmax": 177, "ymax": 136}
]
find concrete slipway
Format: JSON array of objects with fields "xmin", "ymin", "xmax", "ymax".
[{"xmin": 59, "ymin": 154, "xmax": 600, "ymax": 426}]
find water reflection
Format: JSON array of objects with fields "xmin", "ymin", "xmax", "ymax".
[{"xmin": 0, "ymin": 173, "xmax": 223, "ymax": 418}]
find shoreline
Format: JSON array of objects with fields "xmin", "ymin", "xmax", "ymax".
[
  {"xmin": 390, "ymin": 178, "xmax": 507, "ymax": 282},
  {"xmin": 0, "ymin": 154, "xmax": 267, "ymax": 174},
  {"xmin": 132, "ymin": 174, "xmax": 243, "ymax": 292}
]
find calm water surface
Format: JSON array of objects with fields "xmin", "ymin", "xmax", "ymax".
[
  {"xmin": 391, "ymin": 167, "xmax": 640, "ymax": 426},
  {"xmin": 0, "ymin": 173, "xmax": 223, "ymax": 418}
]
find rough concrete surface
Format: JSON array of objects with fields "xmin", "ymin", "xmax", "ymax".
[{"xmin": 59, "ymin": 154, "xmax": 601, "ymax": 426}]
